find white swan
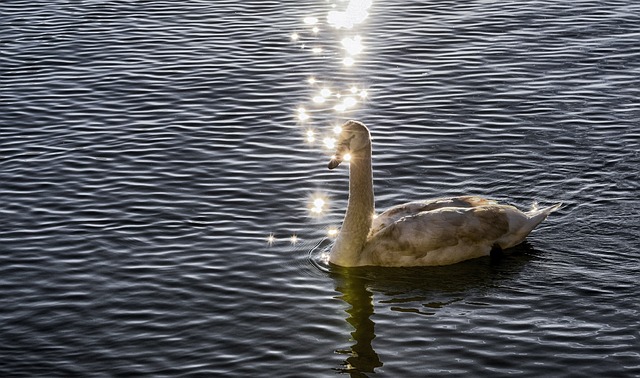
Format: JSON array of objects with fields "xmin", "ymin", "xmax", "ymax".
[{"xmin": 327, "ymin": 120, "xmax": 561, "ymax": 267}]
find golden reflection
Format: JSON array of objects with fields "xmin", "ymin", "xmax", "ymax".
[
  {"xmin": 308, "ymin": 77, "xmax": 317, "ymax": 85},
  {"xmin": 327, "ymin": 227, "xmax": 339, "ymax": 238},
  {"xmin": 343, "ymin": 153, "xmax": 352, "ymax": 162},
  {"xmin": 333, "ymin": 124, "xmax": 343, "ymax": 134}
]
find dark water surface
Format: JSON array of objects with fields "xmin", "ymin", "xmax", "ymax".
[{"xmin": 2, "ymin": 0, "xmax": 639, "ymax": 376}]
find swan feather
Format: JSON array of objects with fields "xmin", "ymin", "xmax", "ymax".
[{"xmin": 327, "ymin": 120, "xmax": 560, "ymax": 267}]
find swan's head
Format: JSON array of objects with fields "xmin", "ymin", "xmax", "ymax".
[{"xmin": 328, "ymin": 120, "xmax": 371, "ymax": 170}]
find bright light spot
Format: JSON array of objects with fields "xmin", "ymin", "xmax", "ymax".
[
  {"xmin": 313, "ymin": 95, "xmax": 326, "ymax": 104},
  {"xmin": 297, "ymin": 107, "xmax": 309, "ymax": 121},
  {"xmin": 304, "ymin": 16, "xmax": 319, "ymax": 25},
  {"xmin": 327, "ymin": 0, "xmax": 372, "ymax": 29},
  {"xmin": 320, "ymin": 87, "xmax": 332, "ymax": 97},
  {"xmin": 341, "ymin": 35, "xmax": 363, "ymax": 55},
  {"xmin": 372, "ymin": 212, "xmax": 378, "ymax": 219},
  {"xmin": 291, "ymin": 33, "xmax": 299, "ymax": 41},
  {"xmin": 343, "ymin": 96, "xmax": 357, "ymax": 108},
  {"xmin": 343, "ymin": 153, "xmax": 352, "ymax": 162},
  {"xmin": 306, "ymin": 129, "xmax": 315, "ymax": 143},
  {"xmin": 312, "ymin": 47, "xmax": 323, "ymax": 54},
  {"xmin": 267, "ymin": 233, "xmax": 275, "ymax": 246},
  {"xmin": 327, "ymin": 228, "xmax": 339, "ymax": 237},
  {"xmin": 308, "ymin": 77, "xmax": 317, "ymax": 85},
  {"xmin": 359, "ymin": 89, "xmax": 368, "ymax": 99},
  {"xmin": 343, "ymin": 57, "xmax": 355, "ymax": 67},
  {"xmin": 312, "ymin": 26, "xmax": 320, "ymax": 34},
  {"xmin": 334, "ymin": 103, "xmax": 346, "ymax": 112},
  {"xmin": 324, "ymin": 137, "xmax": 336, "ymax": 149},
  {"xmin": 290, "ymin": 234, "xmax": 299, "ymax": 244},
  {"xmin": 350, "ymin": 86, "xmax": 358, "ymax": 94},
  {"xmin": 333, "ymin": 125, "xmax": 342, "ymax": 134},
  {"xmin": 309, "ymin": 194, "xmax": 329, "ymax": 215}
]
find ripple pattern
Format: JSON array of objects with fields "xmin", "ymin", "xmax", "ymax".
[{"xmin": 1, "ymin": 0, "xmax": 639, "ymax": 377}]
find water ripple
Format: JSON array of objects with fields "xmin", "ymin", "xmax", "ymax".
[{"xmin": 1, "ymin": 0, "xmax": 639, "ymax": 376}]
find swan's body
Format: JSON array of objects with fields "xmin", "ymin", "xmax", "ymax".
[{"xmin": 328, "ymin": 120, "xmax": 560, "ymax": 267}]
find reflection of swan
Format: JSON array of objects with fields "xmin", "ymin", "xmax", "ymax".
[
  {"xmin": 332, "ymin": 270, "xmax": 382, "ymax": 375},
  {"xmin": 327, "ymin": 120, "xmax": 561, "ymax": 267}
]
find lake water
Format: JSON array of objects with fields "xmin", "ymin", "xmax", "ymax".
[{"xmin": 1, "ymin": 0, "xmax": 639, "ymax": 376}]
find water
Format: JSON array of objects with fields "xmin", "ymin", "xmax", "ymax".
[{"xmin": 1, "ymin": 0, "xmax": 639, "ymax": 376}]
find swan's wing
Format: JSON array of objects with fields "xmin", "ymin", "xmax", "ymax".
[
  {"xmin": 370, "ymin": 196, "xmax": 498, "ymax": 236},
  {"xmin": 365, "ymin": 205, "xmax": 511, "ymax": 266}
]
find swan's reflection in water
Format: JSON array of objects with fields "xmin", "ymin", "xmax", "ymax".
[
  {"xmin": 333, "ymin": 271, "xmax": 382, "ymax": 375},
  {"xmin": 327, "ymin": 243, "xmax": 537, "ymax": 376}
]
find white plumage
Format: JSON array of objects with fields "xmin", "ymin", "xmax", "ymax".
[{"xmin": 327, "ymin": 120, "xmax": 561, "ymax": 267}]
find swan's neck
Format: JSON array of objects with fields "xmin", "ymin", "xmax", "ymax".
[{"xmin": 330, "ymin": 145, "xmax": 374, "ymax": 267}]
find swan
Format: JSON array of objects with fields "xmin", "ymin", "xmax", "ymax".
[{"xmin": 327, "ymin": 120, "xmax": 561, "ymax": 267}]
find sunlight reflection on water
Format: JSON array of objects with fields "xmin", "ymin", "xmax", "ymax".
[{"xmin": 268, "ymin": 1, "xmax": 375, "ymax": 246}]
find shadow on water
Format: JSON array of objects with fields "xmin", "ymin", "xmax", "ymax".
[{"xmin": 320, "ymin": 243, "xmax": 538, "ymax": 377}]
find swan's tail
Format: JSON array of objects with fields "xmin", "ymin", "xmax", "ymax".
[
  {"xmin": 500, "ymin": 202, "xmax": 562, "ymax": 249},
  {"xmin": 525, "ymin": 202, "xmax": 563, "ymax": 227}
]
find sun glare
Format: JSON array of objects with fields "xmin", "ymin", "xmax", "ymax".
[
  {"xmin": 304, "ymin": 16, "xmax": 318, "ymax": 25},
  {"xmin": 285, "ymin": 0, "xmax": 375, "ymax": 246},
  {"xmin": 310, "ymin": 194, "xmax": 329, "ymax": 215},
  {"xmin": 297, "ymin": 107, "xmax": 309, "ymax": 121},
  {"xmin": 313, "ymin": 95, "xmax": 325, "ymax": 104},
  {"xmin": 324, "ymin": 137, "xmax": 336, "ymax": 149},
  {"xmin": 341, "ymin": 35, "xmax": 363, "ymax": 55},
  {"xmin": 267, "ymin": 233, "xmax": 275, "ymax": 246},
  {"xmin": 327, "ymin": 0, "xmax": 372, "ymax": 29},
  {"xmin": 343, "ymin": 96, "xmax": 357, "ymax": 108},
  {"xmin": 306, "ymin": 129, "xmax": 315, "ymax": 143}
]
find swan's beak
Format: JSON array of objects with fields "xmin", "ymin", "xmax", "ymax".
[{"xmin": 328, "ymin": 155, "xmax": 343, "ymax": 170}]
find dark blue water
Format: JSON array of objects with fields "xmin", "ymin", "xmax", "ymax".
[{"xmin": 1, "ymin": 0, "xmax": 639, "ymax": 376}]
